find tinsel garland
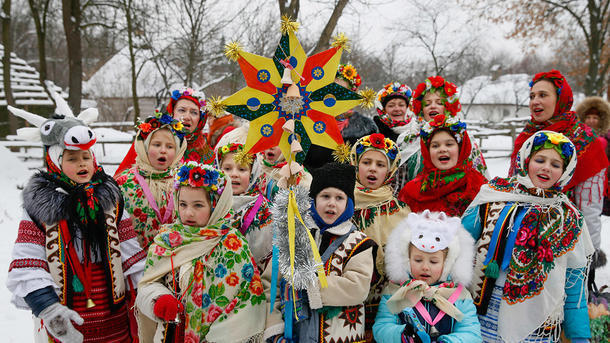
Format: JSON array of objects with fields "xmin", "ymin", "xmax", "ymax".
[{"xmin": 271, "ymin": 186, "xmax": 319, "ymax": 290}]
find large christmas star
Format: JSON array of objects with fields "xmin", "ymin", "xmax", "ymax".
[{"xmin": 219, "ymin": 18, "xmax": 363, "ymax": 164}]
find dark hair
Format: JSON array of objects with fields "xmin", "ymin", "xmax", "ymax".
[{"xmin": 427, "ymin": 128, "xmax": 461, "ymax": 150}]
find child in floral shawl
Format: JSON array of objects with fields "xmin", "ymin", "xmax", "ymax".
[
  {"xmin": 136, "ymin": 162, "xmax": 266, "ymax": 342},
  {"xmin": 462, "ymin": 131, "xmax": 594, "ymax": 342},
  {"xmin": 115, "ymin": 111, "xmax": 187, "ymax": 249},
  {"xmin": 349, "ymin": 133, "xmax": 411, "ymax": 342},
  {"xmin": 215, "ymin": 126, "xmax": 273, "ymax": 271}
]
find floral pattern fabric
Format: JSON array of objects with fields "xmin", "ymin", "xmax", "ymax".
[
  {"xmin": 145, "ymin": 221, "xmax": 266, "ymax": 340},
  {"xmin": 116, "ymin": 167, "xmax": 174, "ymax": 249}
]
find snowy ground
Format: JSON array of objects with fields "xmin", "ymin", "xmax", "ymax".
[{"xmin": 1, "ymin": 135, "xmax": 609, "ymax": 341}]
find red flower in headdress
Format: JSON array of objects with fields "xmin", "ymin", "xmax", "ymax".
[
  {"xmin": 414, "ymin": 83, "xmax": 427, "ymax": 98},
  {"xmin": 138, "ymin": 122, "xmax": 152, "ymax": 132},
  {"xmin": 444, "ymin": 101, "xmax": 461, "ymax": 116},
  {"xmin": 429, "ymin": 76, "xmax": 445, "ymax": 88},
  {"xmin": 369, "ymin": 133, "xmax": 386, "ymax": 149},
  {"xmin": 431, "ymin": 114, "xmax": 446, "ymax": 127},
  {"xmin": 189, "ymin": 168, "xmax": 205, "ymax": 187},
  {"xmin": 444, "ymin": 82, "xmax": 457, "ymax": 97}
]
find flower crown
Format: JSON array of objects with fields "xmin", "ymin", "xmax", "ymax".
[
  {"xmin": 375, "ymin": 82, "xmax": 412, "ymax": 110},
  {"xmin": 529, "ymin": 69, "xmax": 564, "ymax": 95},
  {"xmin": 170, "ymin": 87, "xmax": 207, "ymax": 107},
  {"xmin": 352, "ymin": 133, "xmax": 399, "ymax": 163},
  {"xmin": 174, "ymin": 161, "xmax": 226, "ymax": 193},
  {"xmin": 137, "ymin": 110, "xmax": 187, "ymax": 140},
  {"xmin": 411, "ymin": 76, "xmax": 461, "ymax": 118},
  {"xmin": 336, "ymin": 63, "xmax": 362, "ymax": 91},
  {"xmin": 531, "ymin": 131, "xmax": 574, "ymax": 163},
  {"xmin": 420, "ymin": 114, "xmax": 467, "ymax": 143},
  {"xmin": 217, "ymin": 142, "xmax": 247, "ymax": 162}
]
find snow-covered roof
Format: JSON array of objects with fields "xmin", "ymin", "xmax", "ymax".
[
  {"xmin": 0, "ymin": 44, "xmax": 65, "ymax": 106},
  {"xmin": 83, "ymin": 46, "xmax": 180, "ymax": 98},
  {"xmin": 459, "ymin": 74, "xmax": 531, "ymax": 106}
]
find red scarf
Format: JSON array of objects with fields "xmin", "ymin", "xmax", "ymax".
[
  {"xmin": 398, "ymin": 131, "xmax": 486, "ymax": 216},
  {"xmin": 509, "ymin": 70, "xmax": 608, "ymax": 190}
]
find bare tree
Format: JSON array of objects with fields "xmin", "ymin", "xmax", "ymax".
[
  {"xmin": 2, "ymin": 0, "xmax": 14, "ymax": 107},
  {"xmin": 278, "ymin": 0, "xmax": 299, "ymax": 18},
  {"xmin": 62, "ymin": 0, "xmax": 83, "ymax": 111},
  {"xmin": 27, "ymin": 0, "xmax": 53, "ymax": 101},
  {"xmin": 472, "ymin": 0, "xmax": 610, "ymax": 96},
  {"xmin": 311, "ymin": 0, "xmax": 350, "ymax": 54}
]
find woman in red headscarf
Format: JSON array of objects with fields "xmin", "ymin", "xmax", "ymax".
[
  {"xmin": 509, "ymin": 70, "xmax": 608, "ymax": 254},
  {"xmin": 398, "ymin": 114, "xmax": 487, "ymax": 217}
]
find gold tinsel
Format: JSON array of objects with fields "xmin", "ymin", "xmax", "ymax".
[
  {"xmin": 224, "ymin": 41, "xmax": 243, "ymax": 62},
  {"xmin": 234, "ymin": 149, "xmax": 254, "ymax": 166},
  {"xmin": 331, "ymin": 32, "xmax": 351, "ymax": 52},
  {"xmin": 358, "ymin": 87, "xmax": 376, "ymax": 109},
  {"xmin": 280, "ymin": 15, "xmax": 300, "ymax": 35},
  {"xmin": 332, "ymin": 143, "xmax": 351, "ymax": 163},
  {"xmin": 207, "ymin": 96, "xmax": 227, "ymax": 117}
]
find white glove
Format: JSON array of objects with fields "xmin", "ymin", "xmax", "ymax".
[{"xmin": 38, "ymin": 302, "xmax": 84, "ymax": 343}]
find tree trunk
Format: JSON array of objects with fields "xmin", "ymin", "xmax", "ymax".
[
  {"xmin": 278, "ymin": 0, "xmax": 299, "ymax": 19},
  {"xmin": 124, "ymin": 0, "xmax": 139, "ymax": 124},
  {"xmin": 312, "ymin": 0, "xmax": 349, "ymax": 54},
  {"xmin": 2, "ymin": 0, "xmax": 14, "ymax": 107},
  {"xmin": 28, "ymin": 0, "xmax": 52, "ymax": 102},
  {"xmin": 584, "ymin": 0, "xmax": 604, "ymax": 96},
  {"xmin": 62, "ymin": 0, "xmax": 82, "ymax": 112}
]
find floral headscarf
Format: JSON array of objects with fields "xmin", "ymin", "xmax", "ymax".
[
  {"xmin": 350, "ymin": 133, "xmax": 400, "ymax": 184},
  {"xmin": 375, "ymin": 82, "xmax": 414, "ymax": 128},
  {"xmin": 411, "ymin": 76, "xmax": 461, "ymax": 120},
  {"xmin": 509, "ymin": 69, "xmax": 607, "ymax": 191},
  {"xmin": 398, "ymin": 115, "xmax": 486, "ymax": 217},
  {"xmin": 336, "ymin": 63, "xmax": 362, "ymax": 92}
]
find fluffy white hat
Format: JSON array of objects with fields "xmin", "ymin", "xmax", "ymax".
[{"xmin": 385, "ymin": 210, "xmax": 475, "ymax": 286}]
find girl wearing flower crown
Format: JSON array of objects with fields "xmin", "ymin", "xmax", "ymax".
[
  {"xmin": 349, "ymin": 133, "xmax": 411, "ymax": 341},
  {"xmin": 373, "ymin": 82, "xmax": 416, "ymax": 143},
  {"xmin": 398, "ymin": 115, "xmax": 487, "ymax": 217},
  {"xmin": 510, "ymin": 70, "xmax": 608, "ymax": 266},
  {"xmin": 115, "ymin": 111, "xmax": 188, "ymax": 249},
  {"xmin": 214, "ymin": 127, "xmax": 273, "ymax": 271},
  {"xmin": 7, "ymin": 108, "xmax": 145, "ymax": 342},
  {"xmin": 463, "ymin": 131, "xmax": 593, "ymax": 342},
  {"xmin": 374, "ymin": 210, "xmax": 481, "ymax": 343},
  {"xmin": 167, "ymin": 87, "xmax": 216, "ymax": 164},
  {"xmin": 136, "ymin": 162, "xmax": 266, "ymax": 342},
  {"xmin": 397, "ymin": 76, "xmax": 488, "ymax": 184}
]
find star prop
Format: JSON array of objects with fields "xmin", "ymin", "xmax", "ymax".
[{"xmin": 217, "ymin": 17, "xmax": 363, "ymax": 164}]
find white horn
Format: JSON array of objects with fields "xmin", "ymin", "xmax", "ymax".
[
  {"xmin": 46, "ymin": 82, "xmax": 74, "ymax": 117},
  {"xmin": 8, "ymin": 105, "xmax": 47, "ymax": 127},
  {"xmin": 77, "ymin": 108, "xmax": 99, "ymax": 125}
]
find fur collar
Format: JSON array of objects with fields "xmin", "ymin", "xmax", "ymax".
[
  {"xmin": 23, "ymin": 172, "xmax": 121, "ymax": 225},
  {"xmin": 385, "ymin": 216, "xmax": 474, "ymax": 287}
]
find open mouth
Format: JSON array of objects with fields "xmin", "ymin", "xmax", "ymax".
[
  {"xmin": 266, "ymin": 152, "xmax": 276, "ymax": 160},
  {"xmin": 157, "ymin": 157, "xmax": 167, "ymax": 164},
  {"xmin": 366, "ymin": 175, "xmax": 378, "ymax": 183},
  {"xmin": 231, "ymin": 181, "xmax": 241, "ymax": 187},
  {"xmin": 537, "ymin": 174, "xmax": 550, "ymax": 182},
  {"xmin": 429, "ymin": 111, "xmax": 440, "ymax": 117},
  {"xmin": 438, "ymin": 156, "xmax": 450, "ymax": 162},
  {"xmin": 325, "ymin": 209, "xmax": 336, "ymax": 216},
  {"xmin": 77, "ymin": 170, "xmax": 88, "ymax": 176},
  {"xmin": 532, "ymin": 108, "xmax": 544, "ymax": 116},
  {"xmin": 182, "ymin": 123, "xmax": 191, "ymax": 130}
]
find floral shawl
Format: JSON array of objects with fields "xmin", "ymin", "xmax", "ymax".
[
  {"xmin": 465, "ymin": 131, "xmax": 594, "ymax": 342},
  {"xmin": 398, "ymin": 122, "xmax": 486, "ymax": 217},
  {"xmin": 509, "ymin": 69, "xmax": 608, "ymax": 191}
]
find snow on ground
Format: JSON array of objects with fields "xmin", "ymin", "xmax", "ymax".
[{"xmin": 1, "ymin": 132, "xmax": 609, "ymax": 341}]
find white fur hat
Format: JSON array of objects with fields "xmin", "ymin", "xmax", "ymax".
[{"xmin": 385, "ymin": 210, "xmax": 475, "ymax": 286}]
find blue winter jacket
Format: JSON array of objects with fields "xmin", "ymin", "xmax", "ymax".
[{"xmin": 372, "ymin": 293, "xmax": 482, "ymax": 343}]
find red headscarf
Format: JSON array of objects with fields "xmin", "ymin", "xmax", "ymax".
[
  {"xmin": 509, "ymin": 69, "xmax": 608, "ymax": 190},
  {"xmin": 398, "ymin": 117, "xmax": 487, "ymax": 216}
]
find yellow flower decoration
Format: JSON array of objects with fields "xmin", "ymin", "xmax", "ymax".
[
  {"xmin": 342, "ymin": 65, "xmax": 356, "ymax": 80},
  {"xmin": 547, "ymin": 132, "xmax": 568, "ymax": 145},
  {"xmin": 173, "ymin": 121, "xmax": 184, "ymax": 131}
]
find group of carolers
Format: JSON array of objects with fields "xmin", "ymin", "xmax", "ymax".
[{"xmin": 6, "ymin": 65, "xmax": 610, "ymax": 343}]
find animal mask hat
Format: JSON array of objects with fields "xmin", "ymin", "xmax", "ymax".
[
  {"xmin": 411, "ymin": 76, "xmax": 461, "ymax": 120},
  {"xmin": 385, "ymin": 210, "xmax": 475, "ymax": 286},
  {"xmin": 350, "ymin": 133, "xmax": 401, "ymax": 184},
  {"xmin": 336, "ymin": 63, "xmax": 362, "ymax": 92},
  {"xmin": 8, "ymin": 89, "xmax": 99, "ymax": 170},
  {"xmin": 375, "ymin": 82, "xmax": 413, "ymax": 112},
  {"xmin": 515, "ymin": 130, "xmax": 577, "ymax": 190}
]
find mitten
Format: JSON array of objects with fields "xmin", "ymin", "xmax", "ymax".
[
  {"xmin": 153, "ymin": 294, "xmax": 182, "ymax": 322},
  {"xmin": 38, "ymin": 302, "xmax": 84, "ymax": 343}
]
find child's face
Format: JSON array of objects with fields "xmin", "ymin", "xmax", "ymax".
[
  {"xmin": 221, "ymin": 153, "xmax": 251, "ymax": 195},
  {"xmin": 172, "ymin": 99, "xmax": 200, "ymax": 133},
  {"xmin": 263, "ymin": 146, "xmax": 282, "ymax": 163},
  {"xmin": 147, "ymin": 129, "xmax": 176, "ymax": 171},
  {"xmin": 61, "ymin": 149, "xmax": 95, "ymax": 184},
  {"xmin": 527, "ymin": 148, "xmax": 564, "ymax": 189},
  {"xmin": 585, "ymin": 113, "xmax": 601, "ymax": 130},
  {"xmin": 422, "ymin": 92, "xmax": 444, "ymax": 121},
  {"xmin": 315, "ymin": 187, "xmax": 348, "ymax": 225},
  {"xmin": 410, "ymin": 246, "xmax": 445, "ymax": 285},
  {"xmin": 429, "ymin": 130, "xmax": 459, "ymax": 170},
  {"xmin": 178, "ymin": 186, "xmax": 211, "ymax": 227},
  {"xmin": 529, "ymin": 80, "xmax": 557, "ymax": 123},
  {"xmin": 357, "ymin": 150, "xmax": 389, "ymax": 190},
  {"xmin": 385, "ymin": 98, "xmax": 408, "ymax": 121}
]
